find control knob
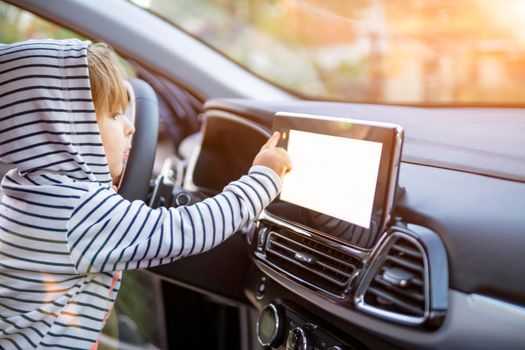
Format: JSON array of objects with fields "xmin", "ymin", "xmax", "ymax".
[{"xmin": 286, "ymin": 327, "xmax": 312, "ymax": 350}]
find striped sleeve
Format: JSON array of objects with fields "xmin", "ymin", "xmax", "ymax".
[{"xmin": 66, "ymin": 165, "xmax": 281, "ymax": 273}]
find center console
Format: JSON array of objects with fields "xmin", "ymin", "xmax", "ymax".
[{"xmin": 249, "ymin": 113, "xmax": 448, "ymax": 349}]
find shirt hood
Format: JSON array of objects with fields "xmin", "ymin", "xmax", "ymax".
[{"xmin": 0, "ymin": 38, "xmax": 112, "ymax": 185}]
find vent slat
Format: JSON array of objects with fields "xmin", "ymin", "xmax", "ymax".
[
  {"xmin": 316, "ymin": 259, "xmax": 354, "ymax": 278},
  {"xmin": 266, "ymin": 247, "xmax": 348, "ymax": 287},
  {"xmin": 412, "ymin": 277, "xmax": 424, "ymax": 287},
  {"xmin": 386, "ymin": 255, "xmax": 424, "ymax": 273},
  {"xmin": 271, "ymin": 232, "xmax": 357, "ymax": 269},
  {"xmin": 391, "ymin": 244, "xmax": 423, "ymax": 259},
  {"xmin": 373, "ymin": 275, "xmax": 425, "ymax": 303},
  {"xmin": 367, "ymin": 287, "xmax": 424, "ymax": 315},
  {"xmin": 269, "ymin": 240, "xmax": 354, "ymax": 278}
]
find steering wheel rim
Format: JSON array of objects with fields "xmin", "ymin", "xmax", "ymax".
[{"xmin": 118, "ymin": 78, "xmax": 159, "ymax": 201}]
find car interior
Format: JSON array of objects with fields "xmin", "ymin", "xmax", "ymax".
[{"xmin": 1, "ymin": 1, "xmax": 525, "ymax": 350}]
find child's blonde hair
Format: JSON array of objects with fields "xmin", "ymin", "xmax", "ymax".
[{"xmin": 87, "ymin": 42, "xmax": 128, "ymax": 119}]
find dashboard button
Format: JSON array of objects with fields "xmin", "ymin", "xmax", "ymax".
[{"xmin": 255, "ymin": 277, "xmax": 266, "ymax": 300}]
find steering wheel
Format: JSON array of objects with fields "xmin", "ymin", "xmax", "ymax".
[{"xmin": 118, "ymin": 78, "xmax": 159, "ymax": 201}]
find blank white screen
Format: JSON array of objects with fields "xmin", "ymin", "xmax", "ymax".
[{"xmin": 280, "ymin": 129, "xmax": 383, "ymax": 229}]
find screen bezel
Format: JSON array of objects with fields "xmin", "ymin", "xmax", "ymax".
[{"xmin": 268, "ymin": 112, "xmax": 404, "ymax": 250}]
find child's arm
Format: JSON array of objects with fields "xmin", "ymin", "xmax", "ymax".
[{"xmin": 66, "ymin": 132, "xmax": 291, "ymax": 273}]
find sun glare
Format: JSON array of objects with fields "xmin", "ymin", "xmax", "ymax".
[{"xmin": 130, "ymin": 0, "xmax": 152, "ymax": 9}]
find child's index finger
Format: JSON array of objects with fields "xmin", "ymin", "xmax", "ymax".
[{"xmin": 263, "ymin": 131, "xmax": 280, "ymax": 149}]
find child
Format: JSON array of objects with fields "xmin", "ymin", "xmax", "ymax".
[{"xmin": 0, "ymin": 39, "xmax": 291, "ymax": 349}]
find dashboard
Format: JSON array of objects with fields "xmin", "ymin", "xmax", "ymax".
[{"xmin": 180, "ymin": 100, "xmax": 525, "ymax": 350}]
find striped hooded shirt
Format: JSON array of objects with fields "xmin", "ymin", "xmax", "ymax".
[{"xmin": 0, "ymin": 39, "xmax": 281, "ymax": 349}]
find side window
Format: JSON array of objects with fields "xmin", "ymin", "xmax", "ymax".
[
  {"xmin": 0, "ymin": 1, "xmax": 85, "ymax": 42},
  {"xmin": 0, "ymin": 1, "xmax": 136, "ymax": 75}
]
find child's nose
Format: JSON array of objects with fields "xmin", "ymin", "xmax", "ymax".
[{"xmin": 124, "ymin": 118, "xmax": 135, "ymax": 136}]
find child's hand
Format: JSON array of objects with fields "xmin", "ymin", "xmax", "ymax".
[{"xmin": 252, "ymin": 131, "xmax": 292, "ymax": 179}]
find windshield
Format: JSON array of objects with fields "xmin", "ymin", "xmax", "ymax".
[{"xmin": 130, "ymin": 0, "xmax": 525, "ymax": 105}]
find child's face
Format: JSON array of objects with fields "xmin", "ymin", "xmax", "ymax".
[{"xmin": 97, "ymin": 112, "xmax": 135, "ymax": 185}]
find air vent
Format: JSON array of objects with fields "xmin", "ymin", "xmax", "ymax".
[
  {"xmin": 362, "ymin": 236, "xmax": 426, "ymax": 318},
  {"xmin": 264, "ymin": 230, "xmax": 360, "ymax": 297}
]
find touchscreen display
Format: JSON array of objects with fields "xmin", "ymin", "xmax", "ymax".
[
  {"xmin": 280, "ymin": 129, "xmax": 382, "ymax": 229},
  {"xmin": 267, "ymin": 112, "xmax": 403, "ymax": 249}
]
